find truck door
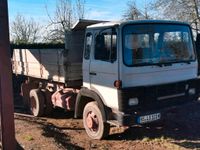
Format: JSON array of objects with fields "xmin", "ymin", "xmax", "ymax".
[
  {"xmin": 89, "ymin": 28, "xmax": 119, "ymax": 109},
  {"xmin": 83, "ymin": 32, "xmax": 93, "ymax": 88}
]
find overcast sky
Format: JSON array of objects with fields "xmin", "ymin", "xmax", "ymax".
[{"xmin": 8, "ymin": 0, "xmax": 148, "ymax": 23}]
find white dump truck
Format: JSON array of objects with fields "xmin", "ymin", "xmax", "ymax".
[{"xmin": 12, "ymin": 19, "xmax": 200, "ymax": 139}]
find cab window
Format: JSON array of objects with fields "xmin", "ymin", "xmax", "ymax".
[
  {"xmin": 84, "ymin": 33, "xmax": 92, "ymax": 60},
  {"xmin": 94, "ymin": 28, "xmax": 117, "ymax": 62}
]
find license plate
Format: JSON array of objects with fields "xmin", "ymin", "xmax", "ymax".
[{"xmin": 138, "ymin": 113, "xmax": 161, "ymax": 124}]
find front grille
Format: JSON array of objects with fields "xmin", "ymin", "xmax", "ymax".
[
  {"xmin": 118, "ymin": 80, "xmax": 197, "ymax": 113},
  {"xmin": 157, "ymin": 82, "xmax": 186, "ymax": 97}
]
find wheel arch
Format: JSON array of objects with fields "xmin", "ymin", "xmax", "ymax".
[{"xmin": 74, "ymin": 88, "xmax": 108, "ymax": 122}]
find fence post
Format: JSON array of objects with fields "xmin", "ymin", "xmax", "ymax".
[{"xmin": 0, "ymin": 0, "xmax": 16, "ymax": 149}]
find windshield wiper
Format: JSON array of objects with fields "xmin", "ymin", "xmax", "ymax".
[
  {"xmin": 158, "ymin": 59, "xmax": 192, "ymax": 66},
  {"xmin": 134, "ymin": 62, "xmax": 166, "ymax": 67},
  {"xmin": 133, "ymin": 59, "xmax": 192, "ymax": 67},
  {"xmin": 155, "ymin": 62, "xmax": 172, "ymax": 67}
]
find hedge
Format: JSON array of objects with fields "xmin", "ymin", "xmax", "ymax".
[{"xmin": 10, "ymin": 43, "xmax": 65, "ymax": 49}]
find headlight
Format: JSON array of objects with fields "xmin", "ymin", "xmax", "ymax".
[
  {"xmin": 189, "ymin": 88, "xmax": 196, "ymax": 95},
  {"xmin": 128, "ymin": 98, "xmax": 139, "ymax": 106}
]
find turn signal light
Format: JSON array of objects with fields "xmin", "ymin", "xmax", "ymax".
[{"xmin": 114, "ymin": 80, "xmax": 122, "ymax": 89}]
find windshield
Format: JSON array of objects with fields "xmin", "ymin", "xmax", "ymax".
[{"xmin": 123, "ymin": 24, "xmax": 195, "ymax": 66}]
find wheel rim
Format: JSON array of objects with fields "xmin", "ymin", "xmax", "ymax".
[
  {"xmin": 30, "ymin": 96, "xmax": 36, "ymax": 114},
  {"xmin": 86, "ymin": 111, "xmax": 99, "ymax": 132}
]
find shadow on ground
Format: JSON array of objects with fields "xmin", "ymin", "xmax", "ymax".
[
  {"xmin": 15, "ymin": 112, "xmax": 84, "ymax": 150},
  {"xmin": 41, "ymin": 123, "xmax": 84, "ymax": 150}
]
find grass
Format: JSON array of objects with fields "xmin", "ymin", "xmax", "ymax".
[
  {"xmin": 142, "ymin": 136, "xmax": 172, "ymax": 143},
  {"xmin": 142, "ymin": 136, "xmax": 182, "ymax": 150},
  {"xmin": 24, "ymin": 135, "xmax": 34, "ymax": 141}
]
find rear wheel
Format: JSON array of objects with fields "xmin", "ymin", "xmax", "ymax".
[
  {"xmin": 83, "ymin": 101, "xmax": 110, "ymax": 139},
  {"xmin": 29, "ymin": 89, "xmax": 45, "ymax": 117},
  {"xmin": 21, "ymin": 81, "xmax": 38, "ymax": 109}
]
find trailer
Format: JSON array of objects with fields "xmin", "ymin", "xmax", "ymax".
[{"xmin": 12, "ymin": 19, "xmax": 200, "ymax": 139}]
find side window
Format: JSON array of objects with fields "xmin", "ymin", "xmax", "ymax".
[
  {"xmin": 94, "ymin": 28, "xmax": 117, "ymax": 62},
  {"xmin": 84, "ymin": 33, "xmax": 92, "ymax": 60}
]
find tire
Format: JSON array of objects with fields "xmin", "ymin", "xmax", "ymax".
[
  {"xmin": 43, "ymin": 89, "xmax": 53, "ymax": 115},
  {"xmin": 83, "ymin": 101, "xmax": 110, "ymax": 139},
  {"xmin": 29, "ymin": 89, "xmax": 45, "ymax": 117},
  {"xmin": 21, "ymin": 81, "xmax": 39, "ymax": 109}
]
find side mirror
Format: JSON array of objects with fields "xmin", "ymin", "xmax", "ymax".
[
  {"xmin": 196, "ymin": 34, "xmax": 200, "ymax": 75},
  {"xmin": 196, "ymin": 34, "xmax": 200, "ymax": 50}
]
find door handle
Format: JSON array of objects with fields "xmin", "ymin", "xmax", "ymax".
[{"xmin": 90, "ymin": 72, "xmax": 97, "ymax": 76}]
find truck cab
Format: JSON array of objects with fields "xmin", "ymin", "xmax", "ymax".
[{"xmin": 77, "ymin": 20, "xmax": 198, "ymax": 139}]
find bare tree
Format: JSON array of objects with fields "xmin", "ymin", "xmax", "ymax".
[
  {"xmin": 11, "ymin": 14, "xmax": 41, "ymax": 44},
  {"xmin": 123, "ymin": 0, "xmax": 151, "ymax": 20},
  {"xmin": 75, "ymin": 0, "xmax": 85, "ymax": 19},
  {"xmin": 143, "ymin": 0, "xmax": 151, "ymax": 19},
  {"xmin": 151, "ymin": 0, "xmax": 200, "ymax": 33},
  {"xmin": 45, "ymin": 0, "xmax": 85, "ymax": 43}
]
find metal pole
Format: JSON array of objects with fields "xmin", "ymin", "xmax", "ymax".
[{"xmin": 0, "ymin": 0, "xmax": 16, "ymax": 149}]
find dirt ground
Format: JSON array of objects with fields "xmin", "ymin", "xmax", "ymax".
[{"xmin": 14, "ymin": 95, "xmax": 200, "ymax": 150}]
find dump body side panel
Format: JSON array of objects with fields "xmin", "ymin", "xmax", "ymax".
[
  {"xmin": 12, "ymin": 30, "xmax": 85, "ymax": 87},
  {"xmin": 12, "ymin": 48, "xmax": 66, "ymax": 83}
]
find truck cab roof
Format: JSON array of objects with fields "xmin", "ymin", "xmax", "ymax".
[
  {"xmin": 72, "ymin": 19, "xmax": 190, "ymax": 31},
  {"xmin": 87, "ymin": 20, "xmax": 190, "ymax": 29}
]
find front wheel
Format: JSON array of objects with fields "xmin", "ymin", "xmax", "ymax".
[{"xmin": 83, "ymin": 101, "xmax": 110, "ymax": 139}]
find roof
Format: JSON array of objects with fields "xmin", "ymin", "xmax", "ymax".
[
  {"xmin": 87, "ymin": 20, "xmax": 190, "ymax": 29},
  {"xmin": 71, "ymin": 19, "xmax": 107, "ymax": 31},
  {"xmin": 121, "ymin": 20, "xmax": 190, "ymax": 26},
  {"xmin": 87, "ymin": 21, "xmax": 121, "ymax": 28}
]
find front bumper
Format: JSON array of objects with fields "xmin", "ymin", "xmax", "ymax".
[
  {"xmin": 113, "ymin": 106, "xmax": 179, "ymax": 126},
  {"xmin": 113, "ymin": 101, "xmax": 196, "ymax": 126}
]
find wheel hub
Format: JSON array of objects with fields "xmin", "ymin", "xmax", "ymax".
[{"xmin": 86, "ymin": 112, "xmax": 98, "ymax": 131}]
